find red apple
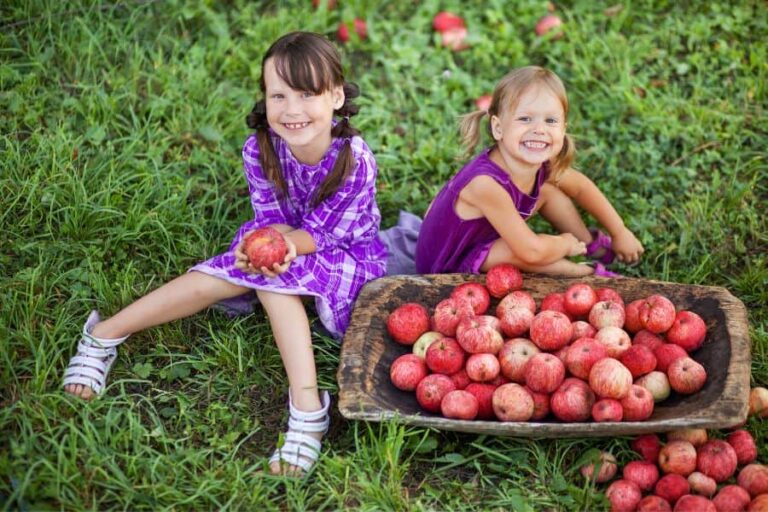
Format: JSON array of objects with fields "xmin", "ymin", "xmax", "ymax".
[
  {"xmin": 606, "ymin": 480, "xmax": 642, "ymax": 512},
  {"xmin": 589, "ymin": 358, "xmax": 633, "ymax": 399},
  {"xmin": 412, "ymin": 331, "xmax": 443, "ymax": 359},
  {"xmin": 440, "ymin": 390, "xmax": 479, "ymax": 420},
  {"xmin": 389, "ymin": 353, "xmax": 428, "ymax": 391},
  {"xmin": 620, "ymin": 344, "xmax": 657, "ymax": 378},
  {"xmin": 654, "ymin": 343, "xmax": 688, "ymax": 373},
  {"xmin": 713, "ymin": 485, "xmax": 752, "ymax": 512},
  {"xmin": 674, "ymin": 495, "xmax": 716, "ymax": 512},
  {"xmin": 534, "ymin": 14, "xmax": 563, "ymax": 38},
  {"xmin": 492, "ymin": 383, "xmax": 534, "ymax": 421},
  {"xmin": 748, "ymin": 494, "xmax": 768, "ymax": 511},
  {"xmin": 668, "ymin": 357, "xmax": 707, "ymax": 395},
  {"xmin": 589, "ymin": 300, "xmax": 626, "ymax": 329},
  {"xmin": 748, "ymin": 387, "xmax": 768, "ymax": 417},
  {"xmin": 449, "ymin": 368, "xmax": 471, "ymax": 390},
  {"xmin": 727, "ymin": 430, "xmax": 758, "ymax": 465},
  {"xmin": 639, "ymin": 294, "xmax": 677, "ymax": 334},
  {"xmin": 485, "ymin": 263, "xmax": 523, "ymax": 298},
  {"xmin": 440, "ymin": 26, "xmax": 469, "ymax": 51},
  {"xmin": 580, "ymin": 451, "xmax": 618, "ymax": 483},
  {"xmin": 425, "ymin": 337, "xmax": 465, "ymax": 375},
  {"xmin": 658, "ymin": 441, "xmax": 698, "ymax": 476},
  {"xmin": 498, "ymin": 307, "xmax": 534, "ymax": 338},
  {"xmin": 529, "ymin": 310, "xmax": 573, "ymax": 350},
  {"xmin": 666, "ymin": 310, "xmax": 707, "ymax": 352},
  {"xmin": 465, "ymin": 382, "xmax": 497, "ymax": 420},
  {"xmin": 337, "ymin": 17, "xmax": 367, "ymax": 43},
  {"xmin": 550, "ymin": 377, "xmax": 595, "ymax": 422},
  {"xmin": 456, "ymin": 316, "xmax": 504, "ymax": 354},
  {"xmin": 563, "ymin": 282, "xmax": 598, "ymax": 318},
  {"xmin": 540, "ymin": 292, "xmax": 573, "ymax": 320},
  {"xmin": 243, "ymin": 226, "xmax": 288, "ymax": 269},
  {"xmin": 595, "ymin": 325, "xmax": 631, "ymax": 358},
  {"xmin": 451, "ymin": 282, "xmax": 491, "ymax": 315},
  {"xmin": 496, "ymin": 290, "xmax": 536, "ymax": 315},
  {"xmin": 526, "ymin": 386, "xmax": 551, "ymax": 420},
  {"xmin": 667, "ymin": 429, "xmax": 708, "ymax": 448},
  {"xmin": 592, "ymin": 398, "xmax": 623, "ymax": 422},
  {"xmin": 564, "ymin": 337, "xmax": 607, "ymax": 380},
  {"xmin": 624, "ymin": 460, "xmax": 660, "ymax": 491},
  {"xmin": 415, "ymin": 374, "xmax": 456, "ymax": 413},
  {"xmin": 465, "ymin": 353, "xmax": 500, "ymax": 383},
  {"xmin": 524, "ymin": 353, "xmax": 566, "ymax": 394},
  {"xmin": 596, "ymin": 287, "xmax": 625, "ymax": 307},
  {"xmin": 474, "ymin": 94, "xmax": 492, "ymax": 112},
  {"xmin": 571, "ymin": 320, "xmax": 597, "ymax": 341},
  {"xmin": 655, "ymin": 473, "xmax": 691, "ymax": 504},
  {"xmin": 498, "ymin": 338, "xmax": 539, "ymax": 382},
  {"xmin": 387, "ymin": 302, "xmax": 430, "ymax": 345},
  {"xmin": 432, "ymin": 297, "xmax": 474, "ymax": 337},
  {"xmin": 637, "ymin": 495, "xmax": 671, "ymax": 512},
  {"xmin": 636, "ymin": 371, "xmax": 671, "ymax": 402},
  {"xmin": 432, "ymin": 11, "xmax": 465, "ymax": 32},
  {"xmin": 738, "ymin": 464, "xmax": 768, "ymax": 497},
  {"xmin": 687, "ymin": 472, "xmax": 717, "ymax": 497},
  {"xmin": 632, "ymin": 434, "xmax": 663, "ymax": 463},
  {"xmin": 624, "ymin": 299, "xmax": 645, "ymax": 333},
  {"xmin": 634, "ymin": 330, "xmax": 665, "ymax": 352},
  {"xmin": 621, "ymin": 384, "xmax": 655, "ymax": 421}
]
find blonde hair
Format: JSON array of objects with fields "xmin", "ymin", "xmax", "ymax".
[{"xmin": 460, "ymin": 66, "xmax": 575, "ymax": 183}]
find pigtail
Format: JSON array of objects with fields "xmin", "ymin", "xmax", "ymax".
[
  {"xmin": 246, "ymin": 99, "xmax": 289, "ymax": 198},
  {"xmin": 459, "ymin": 109, "xmax": 490, "ymax": 160},
  {"xmin": 313, "ymin": 82, "xmax": 361, "ymax": 207}
]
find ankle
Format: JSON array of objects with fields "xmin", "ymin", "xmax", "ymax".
[{"xmin": 90, "ymin": 320, "xmax": 129, "ymax": 340}]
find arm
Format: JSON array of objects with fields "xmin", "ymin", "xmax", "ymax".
[
  {"xmin": 462, "ymin": 175, "xmax": 585, "ymax": 266},
  {"xmin": 556, "ymin": 168, "xmax": 644, "ymax": 263}
]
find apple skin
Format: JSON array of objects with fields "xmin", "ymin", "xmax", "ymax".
[
  {"xmin": 635, "ymin": 371, "xmax": 671, "ymax": 402},
  {"xmin": 580, "ymin": 451, "xmax": 618, "ymax": 483},
  {"xmin": 638, "ymin": 294, "xmax": 677, "ymax": 334},
  {"xmin": 636, "ymin": 495, "xmax": 671, "ymax": 512},
  {"xmin": 591, "ymin": 398, "xmax": 623, "ymax": 422},
  {"xmin": 243, "ymin": 226, "xmax": 288, "ymax": 269},
  {"xmin": 389, "ymin": 353, "xmax": 428, "ymax": 391},
  {"xmin": 654, "ymin": 343, "xmax": 688, "ymax": 373},
  {"xmin": 498, "ymin": 338, "xmax": 539, "ymax": 383},
  {"xmin": 659, "ymin": 441, "xmax": 698, "ymax": 477},
  {"xmin": 337, "ymin": 17, "xmax": 367, "ymax": 43},
  {"xmin": 673, "ymin": 495, "xmax": 716, "ymax": 512},
  {"xmin": 526, "ymin": 386, "xmax": 551, "ymax": 420},
  {"xmin": 440, "ymin": 389, "xmax": 479, "ymax": 420},
  {"xmin": 563, "ymin": 282, "xmax": 598, "ymax": 318},
  {"xmin": 474, "ymin": 94, "xmax": 492, "ymax": 112},
  {"xmin": 412, "ymin": 331, "xmax": 443, "ymax": 359},
  {"xmin": 440, "ymin": 26, "xmax": 469, "ymax": 51},
  {"xmin": 595, "ymin": 325, "xmax": 632, "ymax": 358},
  {"xmin": 529, "ymin": 310, "xmax": 573, "ymax": 350},
  {"xmin": 465, "ymin": 353, "xmax": 501, "ymax": 383},
  {"xmin": 748, "ymin": 387, "xmax": 768, "ymax": 417},
  {"xmin": 632, "ymin": 434, "xmax": 662, "ymax": 463},
  {"xmin": 667, "ymin": 428, "xmax": 708, "ymax": 448},
  {"xmin": 496, "ymin": 290, "xmax": 537, "ymax": 315},
  {"xmin": 432, "ymin": 11, "xmax": 465, "ymax": 32},
  {"xmin": 712, "ymin": 485, "xmax": 751, "ymax": 512},
  {"xmin": 425, "ymin": 337, "xmax": 465, "ymax": 375},
  {"xmin": 624, "ymin": 460, "xmax": 660, "ymax": 492},
  {"xmin": 624, "ymin": 299, "xmax": 645, "ymax": 333},
  {"xmin": 387, "ymin": 303, "xmax": 430, "ymax": 345},
  {"xmin": 456, "ymin": 315, "xmax": 503, "ymax": 354},
  {"xmin": 492, "ymin": 383, "xmax": 534, "ymax": 421},
  {"xmin": 727, "ymin": 429, "xmax": 758, "ymax": 465},
  {"xmin": 432, "ymin": 297, "xmax": 474, "ymax": 337},
  {"xmin": 605, "ymin": 480, "xmax": 642, "ymax": 512},
  {"xmin": 564, "ymin": 337, "xmax": 607, "ymax": 380},
  {"xmin": 465, "ymin": 383, "xmax": 497, "ymax": 420},
  {"xmin": 570, "ymin": 320, "xmax": 597, "ymax": 341},
  {"xmin": 524, "ymin": 353, "xmax": 566, "ymax": 394},
  {"xmin": 667, "ymin": 357, "xmax": 707, "ymax": 395},
  {"xmin": 666, "ymin": 310, "xmax": 707, "ymax": 352},
  {"xmin": 620, "ymin": 384, "xmax": 655, "ymax": 421},
  {"xmin": 589, "ymin": 358, "xmax": 633, "ymax": 399},
  {"xmin": 550, "ymin": 377, "xmax": 595, "ymax": 422},
  {"xmin": 633, "ymin": 329, "xmax": 665, "ymax": 352},
  {"xmin": 596, "ymin": 286, "xmax": 625, "ymax": 307},
  {"xmin": 540, "ymin": 292, "xmax": 573, "ymax": 320},
  {"xmin": 449, "ymin": 368, "xmax": 471, "ymax": 390},
  {"xmin": 451, "ymin": 282, "xmax": 491, "ymax": 315},
  {"xmin": 654, "ymin": 473, "xmax": 691, "ymax": 504},
  {"xmin": 497, "ymin": 306, "xmax": 534, "ymax": 338},
  {"xmin": 485, "ymin": 263, "xmax": 523, "ymax": 298},
  {"xmin": 620, "ymin": 344, "xmax": 658, "ymax": 378},
  {"xmin": 748, "ymin": 494, "xmax": 768, "ymax": 511},
  {"xmin": 687, "ymin": 471, "xmax": 717, "ymax": 497},
  {"xmin": 534, "ymin": 14, "xmax": 563, "ymax": 38},
  {"xmin": 737, "ymin": 464, "xmax": 768, "ymax": 498},
  {"xmin": 415, "ymin": 374, "xmax": 456, "ymax": 413},
  {"xmin": 588, "ymin": 300, "xmax": 626, "ymax": 329}
]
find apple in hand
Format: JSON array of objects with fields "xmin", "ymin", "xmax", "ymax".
[{"xmin": 243, "ymin": 226, "xmax": 288, "ymax": 269}]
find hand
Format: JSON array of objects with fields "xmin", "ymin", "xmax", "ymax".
[
  {"xmin": 233, "ymin": 231, "xmax": 298, "ymax": 276},
  {"xmin": 611, "ymin": 227, "xmax": 644, "ymax": 264},
  {"xmin": 561, "ymin": 233, "xmax": 587, "ymax": 257}
]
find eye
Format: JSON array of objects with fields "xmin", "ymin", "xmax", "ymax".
[
  {"xmin": 517, "ymin": 116, "xmax": 531, "ymax": 122},
  {"xmin": 546, "ymin": 117, "xmax": 560, "ymax": 124},
  {"xmin": 302, "ymin": 91, "xmax": 316, "ymax": 98},
  {"xmin": 270, "ymin": 93, "xmax": 284, "ymax": 100}
]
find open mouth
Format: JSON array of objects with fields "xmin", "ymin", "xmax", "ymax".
[
  {"xmin": 284, "ymin": 122, "xmax": 310, "ymax": 130},
  {"xmin": 523, "ymin": 141, "xmax": 548, "ymax": 149}
]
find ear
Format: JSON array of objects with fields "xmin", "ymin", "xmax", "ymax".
[
  {"xmin": 332, "ymin": 85, "xmax": 345, "ymax": 110},
  {"xmin": 490, "ymin": 115, "xmax": 502, "ymax": 140}
]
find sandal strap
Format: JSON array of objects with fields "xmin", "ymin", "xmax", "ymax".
[
  {"xmin": 287, "ymin": 390, "xmax": 331, "ymax": 433},
  {"xmin": 269, "ymin": 432, "xmax": 323, "ymax": 473},
  {"xmin": 593, "ymin": 262, "xmax": 623, "ymax": 278},
  {"xmin": 586, "ymin": 228, "xmax": 616, "ymax": 265}
]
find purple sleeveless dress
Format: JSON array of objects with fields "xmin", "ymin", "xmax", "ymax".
[{"xmin": 415, "ymin": 149, "xmax": 548, "ymax": 274}]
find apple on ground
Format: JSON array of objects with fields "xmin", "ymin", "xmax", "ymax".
[
  {"xmin": 632, "ymin": 434, "xmax": 662, "ymax": 463},
  {"xmin": 592, "ymin": 398, "xmax": 623, "ymax": 422},
  {"xmin": 441, "ymin": 27, "xmax": 469, "ymax": 51},
  {"xmin": 432, "ymin": 11, "xmax": 465, "ymax": 32},
  {"xmin": 440, "ymin": 390, "xmax": 479, "ymax": 420},
  {"xmin": 550, "ymin": 377, "xmax": 595, "ymax": 422},
  {"xmin": 658, "ymin": 440, "xmax": 698, "ymax": 476},
  {"xmin": 311, "ymin": 0, "xmax": 336, "ymax": 8},
  {"xmin": 389, "ymin": 353, "xmax": 428, "ymax": 391},
  {"xmin": 666, "ymin": 310, "xmax": 707, "ymax": 352},
  {"xmin": 727, "ymin": 430, "xmax": 758, "ymax": 465},
  {"xmin": 605, "ymin": 480, "xmax": 642, "ymax": 512},
  {"xmin": 654, "ymin": 473, "xmax": 691, "ymax": 504},
  {"xmin": 712, "ymin": 485, "xmax": 751, "ymax": 512},
  {"xmin": 635, "ymin": 371, "xmax": 671, "ymax": 402},
  {"xmin": 748, "ymin": 386, "xmax": 768, "ymax": 417},
  {"xmin": 492, "ymin": 383, "xmax": 534, "ymax": 421},
  {"xmin": 524, "ymin": 353, "xmax": 566, "ymax": 394},
  {"xmin": 415, "ymin": 374, "xmax": 456, "ymax": 413},
  {"xmin": 636, "ymin": 495, "xmax": 671, "ymax": 512},
  {"xmin": 667, "ymin": 428, "xmax": 708, "ymax": 448},
  {"xmin": 737, "ymin": 464, "xmax": 768, "ymax": 497},
  {"xmin": 580, "ymin": 451, "xmax": 618, "ymax": 483},
  {"xmin": 243, "ymin": 226, "xmax": 288, "ymax": 269},
  {"xmin": 667, "ymin": 356, "xmax": 707, "ymax": 394},
  {"xmin": 673, "ymin": 495, "xmax": 716, "ymax": 512},
  {"xmin": 451, "ymin": 282, "xmax": 491, "ymax": 315},
  {"xmin": 687, "ymin": 471, "xmax": 717, "ymax": 497},
  {"xmin": 465, "ymin": 353, "xmax": 501, "ymax": 382},
  {"xmin": 498, "ymin": 338, "xmax": 539, "ymax": 383},
  {"xmin": 620, "ymin": 384, "xmax": 655, "ymax": 421},
  {"xmin": 623, "ymin": 460, "xmax": 660, "ymax": 491},
  {"xmin": 589, "ymin": 358, "xmax": 633, "ymax": 399},
  {"xmin": 456, "ymin": 315, "xmax": 504, "ymax": 354},
  {"xmin": 529, "ymin": 310, "xmax": 573, "ymax": 350},
  {"xmin": 484, "ymin": 263, "xmax": 523, "ymax": 298},
  {"xmin": 534, "ymin": 14, "xmax": 563, "ymax": 38},
  {"xmin": 387, "ymin": 302, "xmax": 430, "ymax": 345}
]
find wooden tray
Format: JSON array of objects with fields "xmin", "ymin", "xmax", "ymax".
[{"xmin": 337, "ymin": 274, "xmax": 751, "ymax": 437}]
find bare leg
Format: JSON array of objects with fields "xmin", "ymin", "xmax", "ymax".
[
  {"xmin": 481, "ymin": 238, "xmax": 594, "ymax": 277},
  {"xmin": 536, "ymin": 183, "xmax": 592, "ymax": 243},
  {"xmin": 257, "ymin": 290, "xmax": 324, "ymax": 475},
  {"xmin": 65, "ymin": 271, "xmax": 249, "ymax": 399}
]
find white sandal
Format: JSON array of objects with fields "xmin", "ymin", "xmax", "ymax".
[
  {"xmin": 62, "ymin": 311, "xmax": 128, "ymax": 396},
  {"xmin": 269, "ymin": 390, "xmax": 331, "ymax": 474}
]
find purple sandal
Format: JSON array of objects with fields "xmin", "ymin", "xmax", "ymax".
[
  {"xmin": 586, "ymin": 228, "xmax": 616, "ymax": 265},
  {"xmin": 593, "ymin": 262, "xmax": 622, "ymax": 278}
]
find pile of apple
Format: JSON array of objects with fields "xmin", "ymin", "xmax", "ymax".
[
  {"xmin": 387, "ymin": 263, "xmax": 711, "ymax": 423},
  {"xmin": 580, "ymin": 420, "xmax": 768, "ymax": 511}
]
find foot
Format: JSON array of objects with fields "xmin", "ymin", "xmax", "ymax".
[{"xmin": 268, "ymin": 390, "xmax": 331, "ymax": 476}]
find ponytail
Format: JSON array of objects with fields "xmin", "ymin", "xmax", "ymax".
[
  {"xmin": 459, "ymin": 109, "xmax": 489, "ymax": 160},
  {"xmin": 246, "ymin": 100, "xmax": 288, "ymax": 199}
]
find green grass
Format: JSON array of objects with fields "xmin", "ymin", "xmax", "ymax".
[{"xmin": 2, "ymin": 0, "xmax": 766, "ymax": 509}]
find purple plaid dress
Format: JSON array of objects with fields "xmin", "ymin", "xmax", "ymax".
[{"xmin": 190, "ymin": 131, "xmax": 387, "ymax": 339}]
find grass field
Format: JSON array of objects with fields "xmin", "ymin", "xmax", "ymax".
[{"xmin": 1, "ymin": 0, "xmax": 766, "ymax": 509}]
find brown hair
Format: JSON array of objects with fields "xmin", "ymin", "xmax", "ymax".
[
  {"xmin": 246, "ymin": 32, "xmax": 360, "ymax": 206},
  {"xmin": 459, "ymin": 66, "xmax": 575, "ymax": 183}
]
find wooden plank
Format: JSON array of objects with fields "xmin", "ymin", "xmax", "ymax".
[{"xmin": 337, "ymin": 274, "xmax": 751, "ymax": 437}]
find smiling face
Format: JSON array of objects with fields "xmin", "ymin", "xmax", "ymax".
[
  {"xmin": 263, "ymin": 58, "xmax": 344, "ymax": 164},
  {"xmin": 490, "ymin": 83, "xmax": 566, "ymax": 174}
]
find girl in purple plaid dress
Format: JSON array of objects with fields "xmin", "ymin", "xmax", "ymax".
[{"xmin": 63, "ymin": 32, "xmax": 386, "ymax": 475}]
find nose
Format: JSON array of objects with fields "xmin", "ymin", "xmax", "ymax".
[
  {"xmin": 285, "ymin": 96, "xmax": 302, "ymax": 116},
  {"xmin": 533, "ymin": 119, "xmax": 547, "ymax": 134}
]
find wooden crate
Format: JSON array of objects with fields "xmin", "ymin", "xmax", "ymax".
[{"xmin": 337, "ymin": 274, "xmax": 751, "ymax": 437}]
